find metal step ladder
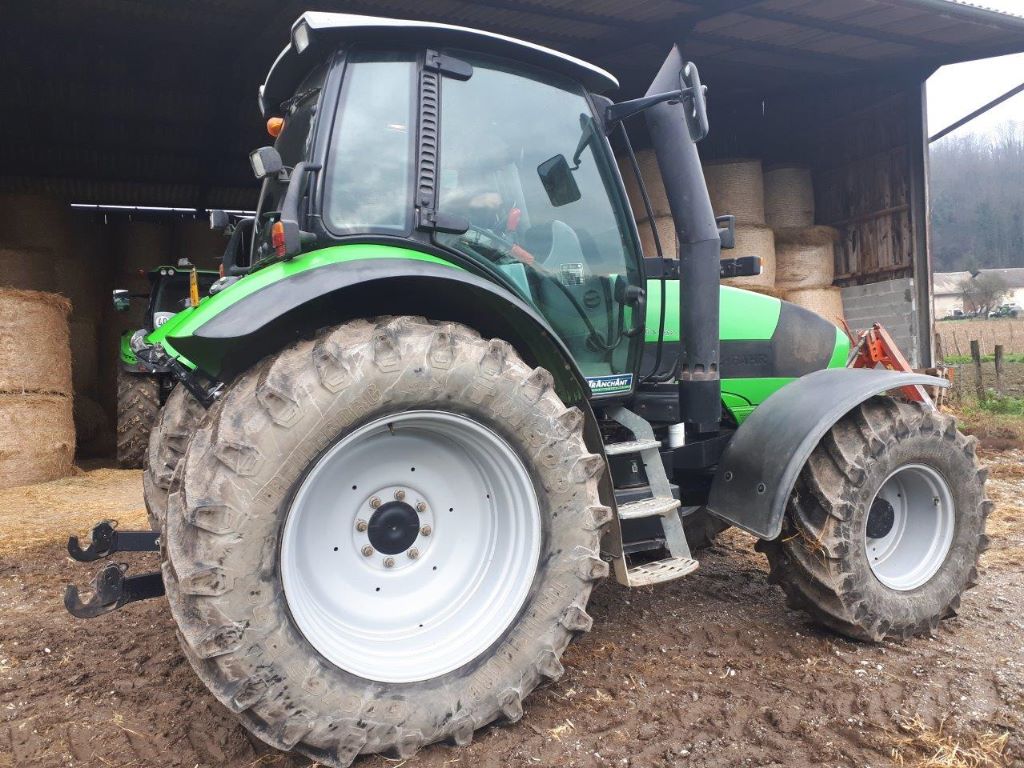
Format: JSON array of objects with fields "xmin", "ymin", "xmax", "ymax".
[{"xmin": 604, "ymin": 406, "xmax": 699, "ymax": 587}]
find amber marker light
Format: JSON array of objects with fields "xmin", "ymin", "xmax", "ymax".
[
  {"xmin": 272, "ymin": 221, "xmax": 286, "ymax": 257},
  {"xmin": 267, "ymin": 117, "xmax": 284, "ymax": 138}
]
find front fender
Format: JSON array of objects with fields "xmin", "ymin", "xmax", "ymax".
[
  {"xmin": 164, "ymin": 244, "xmax": 592, "ymax": 404},
  {"xmin": 706, "ymin": 368, "xmax": 949, "ymax": 539}
]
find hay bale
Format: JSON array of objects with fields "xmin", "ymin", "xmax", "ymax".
[
  {"xmin": 637, "ymin": 216, "xmax": 679, "ymax": 259},
  {"xmin": 764, "ymin": 165, "xmax": 815, "ymax": 228},
  {"xmin": 785, "ymin": 286, "xmax": 845, "ymax": 326},
  {"xmin": 0, "ymin": 247, "xmax": 56, "ymax": 291},
  {"xmin": 775, "ymin": 226, "xmax": 838, "ymax": 290},
  {"xmin": 722, "ymin": 224, "xmax": 775, "ymax": 289},
  {"xmin": 0, "ymin": 289, "xmax": 72, "ymax": 396},
  {"xmin": 0, "ymin": 394, "xmax": 75, "ymax": 489},
  {"xmin": 704, "ymin": 159, "xmax": 765, "ymax": 225}
]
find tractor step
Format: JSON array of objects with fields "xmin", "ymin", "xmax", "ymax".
[
  {"xmin": 64, "ymin": 562, "xmax": 165, "ymax": 619},
  {"xmin": 626, "ymin": 556, "xmax": 700, "ymax": 587},
  {"xmin": 617, "ymin": 495, "xmax": 681, "ymax": 520},
  {"xmin": 604, "ymin": 438, "xmax": 661, "ymax": 456},
  {"xmin": 603, "ymin": 406, "xmax": 699, "ymax": 588},
  {"xmin": 67, "ymin": 520, "xmax": 159, "ymax": 562}
]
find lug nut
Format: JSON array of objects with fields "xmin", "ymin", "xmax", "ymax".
[
  {"xmin": 361, "ymin": 545, "xmax": 374, "ymax": 557},
  {"xmin": 416, "ymin": 501, "xmax": 427, "ymax": 513},
  {"xmin": 394, "ymin": 489, "xmax": 406, "ymax": 501},
  {"xmin": 383, "ymin": 557, "xmax": 396, "ymax": 568},
  {"xmin": 370, "ymin": 496, "xmax": 381, "ymax": 509},
  {"xmin": 408, "ymin": 548, "xmax": 420, "ymax": 560},
  {"xmin": 355, "ymin": 520, "xmax": 368, "ymax": 533},
  {"xmin": 420, "ymin": 525, "xmax": 432, "ymax": 537}
]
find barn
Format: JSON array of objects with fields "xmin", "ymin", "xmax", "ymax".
[{"xmin": 3, "ymin": 0, "xmax": 1024, "ymax": 461}]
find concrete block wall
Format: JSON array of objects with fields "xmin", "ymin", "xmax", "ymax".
[{"xmin": 840, "ymin": 277, "xmax": 919, "ymax": 366}]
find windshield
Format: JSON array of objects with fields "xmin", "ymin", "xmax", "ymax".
[{"xmin": 434, "ymin": 55, "xmax": 642, "ymax": 382}]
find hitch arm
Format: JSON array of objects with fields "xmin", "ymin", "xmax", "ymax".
[
  {"xmin": 67, "ymin": 520, "xmax": 159, "ymax": 562},
  {"xmin": 64, "ymin": 563, "xmax": 165, "ymax": 619}
]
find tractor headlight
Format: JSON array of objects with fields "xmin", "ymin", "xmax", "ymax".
[{"xmin": 292, "ymin": 20, "xmax": 312, "ymax": 54}]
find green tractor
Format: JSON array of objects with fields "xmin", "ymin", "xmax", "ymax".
[
  {"xmin": 66, "ymin": 13, "xmax": 989, "ymax": 766},
  {"xmin": 111, "ymin": 262, "xmax": 219, "ymax": 468}
]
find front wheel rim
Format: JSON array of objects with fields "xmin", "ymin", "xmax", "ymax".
[
  {"xmin": 865, "ymin": 463, "xmax": 955, "ymax": 591},
  {"xmin": 280, "ymin": 410, "xmax": 541, "ymax": 684}
]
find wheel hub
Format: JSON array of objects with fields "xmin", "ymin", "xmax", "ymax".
[
  {"xmin": 866, "ymin": 498, "xmax": 895, "ymax": 539},
  {"xmin": 367, "ymin": 501, "xmax": 421, "ymax": 555}
]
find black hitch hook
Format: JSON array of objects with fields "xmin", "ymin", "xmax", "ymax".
[
  {"xmin": 64, "ymin": 563, "xmax": 165, "ymax": 619},
  {"xmin": 67, "ymin": 520, "xmax": 159, "ymax": 562}
]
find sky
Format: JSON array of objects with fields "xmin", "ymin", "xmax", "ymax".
[{"xmin": 927, "ymin": 0, "xmax": 1024, "ymax": 140}]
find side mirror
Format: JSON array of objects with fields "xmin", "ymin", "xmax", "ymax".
[
  {"xmin": 209, "ymin": 209, "xmax": 230, "ymax": 231},
  {"xmin": 537, "ymin": 155, "xmax": 581, "ymax": 207},
  {"xmin": 249, "ymin": 146, "xmax": 283, "ymax": 179},
  {"xmin": 679, "ymin": 62, "xmax": 709, "ymax": 143},
  {"xmin": 112, "ymin": 289, "xmax": 130, "ymax": 312}
]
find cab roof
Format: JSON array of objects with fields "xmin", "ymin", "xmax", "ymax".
[{"xmin": 259, "ymin": 12, "xmax": 619, "ymax": 117}]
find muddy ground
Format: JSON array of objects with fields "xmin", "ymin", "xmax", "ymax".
[{"xmin": 1, "ymin": 450, "xmax": 1022, "ymax": 768}]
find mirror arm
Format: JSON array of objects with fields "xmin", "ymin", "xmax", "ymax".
[{"xmin": 603, "ymin": 90, "xmax": 683, "ymax": 128}]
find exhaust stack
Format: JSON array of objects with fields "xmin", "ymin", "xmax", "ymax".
[{"xmin": 644, "ymin": 46, "xmax": 721, "ymax": 432}]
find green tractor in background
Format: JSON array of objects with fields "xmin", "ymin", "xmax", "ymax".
[
  {"xmin": 111, "ymin": 261, "xmax": 218, "ymax": 468},
  {"xmin": 66, "ymin": 14, "xmax": 989, "ymax": 767}
]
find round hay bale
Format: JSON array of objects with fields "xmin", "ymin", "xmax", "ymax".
[
  {"xmin": 785, "ymin": 286, "xmax": 845, "ymax": 326},
  {"xmin": 704, "ymin": 159, "xmax": 765, "ymax": 225},
  {"xmin": 0, "ymin": 393, "xmax": 75, "ymax": 489},
  {"xmin": 617, "ymin": 151, "xmax": 670, "ymax": 219},
  {"xmin": 0, "ymin": 289, "xmax": 72, "ymax": 396},
  {"xmin": 637, "ymin": 215, "xmax": 679, "ymax": 259},
  {"xmin": 775, "ymin": 227, "xmax": 838, "ymax": 290},
  {"xmin": 0, "ymin": 247, "xmax": 56, "ymax": 291},
  {"xmin": 764, "ymin": 165, "xmax": 815, "ymax": 228},
  {"xmin": 722, "ymin": 224, "xmax": 775, "ymax": 289}
]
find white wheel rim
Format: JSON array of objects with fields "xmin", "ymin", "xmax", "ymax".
[
  {"xmin": 865, "ymin": 463, "xmax": 955, "ymax": 591},
  {"xmin": 280, "ymin": 410, "xmax": 541, "ymax": 683}
]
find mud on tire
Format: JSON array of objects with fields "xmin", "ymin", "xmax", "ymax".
[
  {"xmin": 143, "ymin": 385, "xmax": 205, "ymax": 531},
  {"xmin": 116, "ymin": 369, "xmax": 160, "ymax": 469},
  {"xmin": 161, "ymin": 317, "xmax": 610, "ymax": 766},
  {"xmin": 760, "ymin": 396, "xmax": 990, "ymax": 641}
]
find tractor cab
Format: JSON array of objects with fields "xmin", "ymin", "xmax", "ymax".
[{"xmin": 236, "ymin": 14, "xmax": 648, "ymax": 390}]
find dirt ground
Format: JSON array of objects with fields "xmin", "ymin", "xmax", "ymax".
[{"xmin": 2, "ymin": 449, "xmax": 1022, "ymax": 768}]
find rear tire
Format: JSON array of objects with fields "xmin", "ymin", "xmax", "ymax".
[
  {"xmin": 760, "ymin": 397, "xmax": 990, "ymax": 641},
  {"xmin": 162, "ymin": 317, "xmax": 610, "ymax": 766},
  {"xmin": 116, "ymin": 369, "xmax": 160, "ymax": 469},
  {"xmin": 143, "ymin": 385, "xmax": 204, "ymax": 531}
]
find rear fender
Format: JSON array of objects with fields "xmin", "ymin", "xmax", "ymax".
[
  {"xmin": 706, "ymin": 368, "xmax": 949, "ymax": 540},
  {"xmin": 163, "ymin": 247, "xmax": 592, "ymax": 405}
]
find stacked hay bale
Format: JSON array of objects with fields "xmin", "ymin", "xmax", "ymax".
[
  {"xmin": 0, "ymin": 289, "xmax": 75, "ymax": 488},
  {"xmin": 703, "ymin": 159, "xmax": 775, "ymax": 291},
  {"xmin": 765, "ymin": 165, "xmax": 845, "ymax": 326},
  {"xmin": 618, "ymin": 150, "xmax": 675, "ymax": 258}
]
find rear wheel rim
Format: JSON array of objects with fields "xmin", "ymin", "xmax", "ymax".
[
  {"xmin": 865, "ymin": 463, "xmax": 955, "ymax": 591},
  {"xmin": 280, "ymin": 410, "xmax": 541, "ymax": 683}
]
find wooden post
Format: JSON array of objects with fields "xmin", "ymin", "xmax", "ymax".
[
  {"xmin": 971, "ymin": 340, "xmax": 985, "ymax": 401},
  {"xmin": 995, "ymin": 344, "xmax": 1004, "ymax": 394},
  {"xmin": 934, "ymin": 330, "xmax": 945, "ymax": 365}
]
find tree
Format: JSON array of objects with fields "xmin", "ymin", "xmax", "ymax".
[{"xmin": 959, "ymin": 272, "xmax": 1009, "ymax": 315}]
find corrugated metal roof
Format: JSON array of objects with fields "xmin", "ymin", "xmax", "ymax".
[{"xmin": 2, "ymin": 0, "xmax": 1022, "ymax": 208}]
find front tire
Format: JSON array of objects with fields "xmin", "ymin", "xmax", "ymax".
[
  {"xmin": 760, "ymin": 397, "xmax": 990, "ymax": 641},
  {"xmin": 143, "ymin": 385, "xmax": 205, "ymax": 531},
  {"xmin": 162, "ymin": 317, "xmax": 610, "ymax": 766},
  {"xmin": 116, "ymin": 369, "xmax": 160, "ymax": 468}
]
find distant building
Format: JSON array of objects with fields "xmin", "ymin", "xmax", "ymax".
[{"xmin": 934, "ymin": 268, "xmax": 1024, "ymax": 317}]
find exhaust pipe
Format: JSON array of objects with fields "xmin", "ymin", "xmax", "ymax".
[{"xmin": 644, "ymin": 46, "xmax": 721, "ymax": 433}]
